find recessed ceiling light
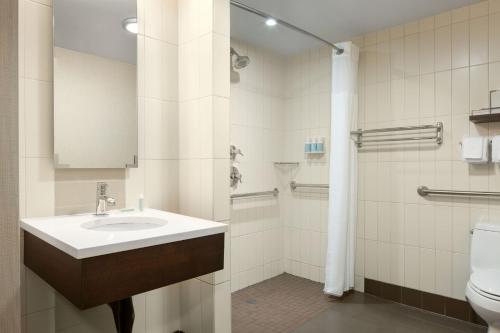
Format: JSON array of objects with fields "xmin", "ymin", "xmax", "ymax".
[
  {"xmin": 122, "ymin": 17, "xmax": 138, "ymax": 34},
  {"xmin": 265, "ymin": 18, "xmax": 277, "ymax": 27}
]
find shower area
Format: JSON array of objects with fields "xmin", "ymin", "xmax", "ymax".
[{"xmin": 229, "ymin": 2, "xmax": 335, "ymax": 331}]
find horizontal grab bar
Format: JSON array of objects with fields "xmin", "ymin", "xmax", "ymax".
[
  {"xmin": 417, "ymin": 186, "xmax": 500, "ymax": 198},
  {"xmin": 290, "ymin": 181, "xmax": 329, "ymax": 190},
  {"xmin": 231, "ymin": 188, "xmax": 279, "ymax": 202}
]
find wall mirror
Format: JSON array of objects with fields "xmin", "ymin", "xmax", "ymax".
[{"xmin": 54, "ymin": 0, "xmax": 138, "ymax": 168}]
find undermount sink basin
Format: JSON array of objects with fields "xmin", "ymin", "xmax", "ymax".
[{"xmin": 81, "ymin": 216, "xmax": 167, "ymax": 231}]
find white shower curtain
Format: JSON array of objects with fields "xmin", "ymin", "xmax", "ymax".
[{"xmin": 324, "ymin": 42, "xmax": 359, "ymax": 296}]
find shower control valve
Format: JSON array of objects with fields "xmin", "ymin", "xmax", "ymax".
[
  {"xmin": 230, "ymin": 166, "xmax": 243, "ymax": 188},
  {"xmin": 230, "ymin": 145, "xmax": 244, "ymax": 161}
]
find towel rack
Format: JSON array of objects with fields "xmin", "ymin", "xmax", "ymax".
[
  {"xmin": 290, "ymin": 181, "xmax": 329, "ymax": 190},
  {"xmin": 231, "ymin": 188, "xmax": 279, "ymax": 202},
  {"xmin": 351, "ymin": 122, "xmax": 443, "ymax": 148},
  {"xmin": 417, "ymin": 186, "xmax": 500, "ymax": 198}
]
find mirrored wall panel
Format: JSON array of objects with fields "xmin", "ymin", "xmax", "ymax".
[{"xmin": 54, "ymin": 0, "xmax": 138, "ymax": 168}]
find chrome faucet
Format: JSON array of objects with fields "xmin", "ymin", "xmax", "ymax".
[{"xmin": 95, "ymin": 182, "xmax": 116, "ymax": 215}]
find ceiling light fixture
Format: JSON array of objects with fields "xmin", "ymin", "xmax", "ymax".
[
  {"xmin": 265, "ymin": 18, "xmax": 277, "ymax": 27},
  {"xmin": 122, "ymin": 17, "xmax": 138, "ymax": 34}
]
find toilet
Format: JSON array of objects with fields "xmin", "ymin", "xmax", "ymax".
[{"xmin": 466, "ymin": 223, "xmax": 500, "ymax": 332}]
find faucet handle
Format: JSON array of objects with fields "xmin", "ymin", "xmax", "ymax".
[
  {"xmin": 106, "ymin": 197, "xmax": 116, "ymax": 206},
  {"xmin": 97, "ymin": 182, "xmax": 108, "ymax": 195}
]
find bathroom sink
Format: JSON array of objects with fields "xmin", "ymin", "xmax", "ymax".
[
  {"xmin": 81, "ymin": 216, "xmax": 167, "ymax": 231},
  {"xmin": 20, "ymin": 208, "xmax": 227, "ymax": 311}
]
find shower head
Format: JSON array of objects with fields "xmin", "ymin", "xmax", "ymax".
[
  {"xmin": 230, "ymin": 47, "xmax": 250, "ymax": 69},
  {"xmin": 234, "ymin": 55, "xmax": 250, "ymax": 69}
]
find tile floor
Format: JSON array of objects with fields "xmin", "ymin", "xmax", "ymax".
[{"xmin": 232, "ymin": 274, "xmax": 487, "ymax": 333}]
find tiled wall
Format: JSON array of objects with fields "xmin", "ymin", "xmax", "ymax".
[
  {"xmin": 177, "ymin": 0, "xmax": 232, "ymax": 332},
  {"xmin": 19, "ymin": 0, "xmax": 57, "ymax": 330},
  {"xmin": 229, "ymin": 40, "xmax": 332, "ymax": 289},
  {"xmin": 17, "ymin": 0, "xmax": 199, "ymax": 331},
  {"xmin": 281, "ymin": 47, "xmax": 332, "ymax": 283},
  {"xmin": 355, "ymin": 0, "xmax": 500, "ymax": 301},
  {"xmin": 230, "ymin": 39, "xmax": 286, "ymax": 292}
]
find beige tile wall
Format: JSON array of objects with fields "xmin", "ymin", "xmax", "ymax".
[
  {"xmin": 177, "ymin": 0, "xmax": 231, "ymax": 332},
  {"xmin": 281, "ymin": 47, "xmax": 332, "ymax": 283},
  {"xmin": 229, "ymin": 40, "xmax": 332, "ymax": 289},
  {"xmin": 230, "ymin": 39, "xmax": 286, "ymax": 292},
  {"xmin": 355, "ymin": 0, "xmax": 500, "ymax": 301}
]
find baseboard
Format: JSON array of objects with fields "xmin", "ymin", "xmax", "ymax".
[{"xmin": 364, "ymin": 278, "xmax": 486, "ymax": 327}]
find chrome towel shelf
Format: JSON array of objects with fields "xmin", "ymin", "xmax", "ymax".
[
  {"xmin": 231, "ymin": 188, "xmax": 279, "ymax": 202},
  {"xmin": 351, "ymin": 122, "xmax": 443, "ymax": 148},
  {"xmin": 290, "ymin": 181, "xmax": 329, "ymax": 190},
  {"xmin": 417, "ymin": 186, "xmax": 500, "ymax": 198}
]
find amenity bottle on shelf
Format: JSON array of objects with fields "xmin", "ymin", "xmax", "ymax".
[{"xmin": 305, "ymin": 138, "xmax": 312, "ymax": 153}]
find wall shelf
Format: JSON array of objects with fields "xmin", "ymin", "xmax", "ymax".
[
  {"xmin": 274, "ymin": 162, "xmax": 299, "ymax": 166},
  {"xmin": 469, "ymin": 90, "xmax": 500, "ymax": 123},
  {"xmin": 469, "ymin": 110, "xmax": 500, "ymax": 124}
]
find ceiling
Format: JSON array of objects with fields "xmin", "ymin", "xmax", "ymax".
[
  {"xmin": 231, "ymin": 0, "xmax": 480, "ymax": 55},
  {"xmin": 54, "ymin": 0, "xmax": 137, "ymax": 64}
]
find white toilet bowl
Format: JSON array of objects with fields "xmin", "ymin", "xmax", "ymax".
[
  {"xmin": 466, "ymin": 224, "xmax": 500, "ymax": 333},
  {"xmin": 466, "ymin": 281, "xmax": 500, "ymax": 333}
]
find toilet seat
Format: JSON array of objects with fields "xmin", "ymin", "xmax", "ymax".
[
  {"xmin": 470, "ymin": 270, "xmax": 500, "ymax": 301},
  {"xmin": 470, "ymin": 281, "xmax": 500, "ymax": 302}
]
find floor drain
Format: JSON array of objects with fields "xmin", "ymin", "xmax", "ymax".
[{"xmin": 246, "ymin": 298, "xmax": 257, "ymax": 304}]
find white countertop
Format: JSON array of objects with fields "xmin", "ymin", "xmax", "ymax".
[{"xmin": 20, "ymin": 208, "xmax": 227, "ymax": 259}]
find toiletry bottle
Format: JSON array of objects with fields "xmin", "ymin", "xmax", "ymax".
[
  {"xmin": 311, "ymin": 137, "xmax": 318, "ymax": 152},
  {"xmin": 139, "ymin": 194, "xmax": 144, "ymax": 212},
  {"xmin": 305, "ymin": 138, "xmax": 311, "ymax": 153},
  {"xmin": 317, "ymin": 137, "xmax": 324, "ymax": 152}
]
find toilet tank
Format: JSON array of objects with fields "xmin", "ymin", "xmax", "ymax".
[{"xmin": 471, "ymin": 223, "xmax": 500, "ymax": 273}]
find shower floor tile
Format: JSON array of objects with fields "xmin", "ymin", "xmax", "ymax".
[{"xmin": 231, "ymin": 274, "xmax": 486, "ymax": 333}]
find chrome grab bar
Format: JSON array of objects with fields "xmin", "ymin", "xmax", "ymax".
[
  {"xmin": 231, "ymin": 188, "xmax": 279, "ymax": 202},
  {"xmin": 351, "ymin": 122, "xmax": 443, "ymax": 148},
  {"xmin": 417, "ymin": 186, "xmax": 500, "ymax": 198},
  {"xmin": 290, "ymin": 181, "xmax": 329, "ymax": 190}
]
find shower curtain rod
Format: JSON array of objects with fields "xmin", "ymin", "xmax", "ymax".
[{"xmin": 230, "ymin": 0, "xmax": 344, "ymax": 55}]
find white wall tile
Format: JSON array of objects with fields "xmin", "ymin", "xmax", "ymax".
[
  {"xmin": 452, "ymin": 21, "xmax": 470, "ymax": 69},
  {"xmin": 404, "ymin": 246, "xmax": 420, "ymax": 289},
  {"xmin": 452, "ymin": 206, "xmax": 471, "ymax": 254},
  {"xmin": 436, "ymin": 26, "xmax": 452, "ymax": 71},
  {"xmin": 470, "ymin": 16, "xmax": 489, "ymax": 65},
  {"xmin": 451, "ymin": 67, "xmax": 470, "ymax": 115},
  {"xmin": 365, "ymin": 240, "xmax": 379, "ymax": 279},
  {"xmin": 435, "ymin": 206, "xmax": 453, "ymax": 251},
  {"xmin": 436, "ymin": 250, "xmax": 452, "ymax": 297},
  {"xmin": 489, "ymin": 13, "xmax": 500, "ymax": 62},
  {"xmin": 419, "ymin": 30, "xmax": 435, "ymax": 74},
  {"xmin": 25, "ymin": 1, "xmax": 52, "ymax": 81},
  {"xmin": 452, "ymin": 253, "xmax": 470, "ymax": 300},
  {"xmin": 25, "ymin": 80, "xmax": 52, "ymax": 158},
  {"xmin": 420, "ymin": 248, "xmax": 436, "ymax": 293},
  {"xmin": 470, "ymin": 64, "xmax": 489, "ymax": 111}
]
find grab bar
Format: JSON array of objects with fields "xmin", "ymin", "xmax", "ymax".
[
  {"xmin": 290, "ymin": 181, "xmax": 329, "ymax": 190},
  {"xmin": 231, "ymin": 188, "xmax": 279, "ymax": 202},
  {"xmin": 417, "ymin": 186, "xmax": 500, "ymax": 198}
]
